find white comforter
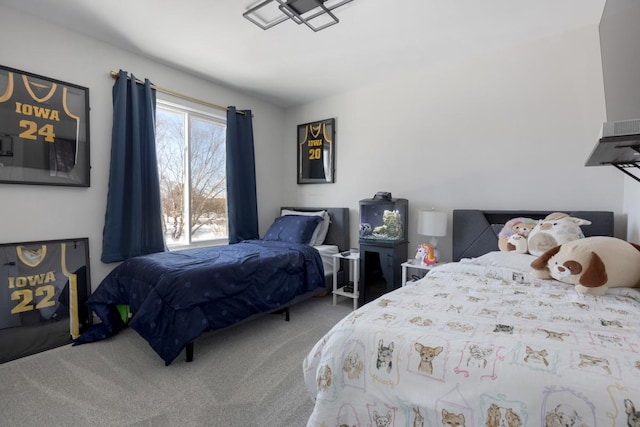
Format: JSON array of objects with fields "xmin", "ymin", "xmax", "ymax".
[{"xmin": 303, "ymin": 255, "xmax": 640, "ymax": 426}]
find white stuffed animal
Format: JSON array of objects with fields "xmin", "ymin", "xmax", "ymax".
[{"xmin": 527, "ymin": 212, "xmax": 591, "ymax": 257}]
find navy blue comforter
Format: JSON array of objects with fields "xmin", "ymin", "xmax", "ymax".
[{"xmin": 74, "ymin": 240, "xmax": 325, "ymax": 365}]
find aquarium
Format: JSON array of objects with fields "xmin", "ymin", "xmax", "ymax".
[{"xmin": 359, "ymin": 193, "xmax": 408, "ymax": 244}]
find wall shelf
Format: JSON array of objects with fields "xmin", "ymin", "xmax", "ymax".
[{"xmin": 585, "ymin": 135, "xmax": 640, "ymax": 183}]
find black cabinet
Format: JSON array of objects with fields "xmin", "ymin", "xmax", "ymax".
[
  {"xmin": 358, "ymin": 241, "xmax": 408, "ymax": 306},
  {"xmin": 357, "ymin": 193, "xmax": 409, "ymax": 305}
]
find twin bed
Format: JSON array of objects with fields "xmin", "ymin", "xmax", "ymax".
[
  {"xmin": 303, "ymin": 209, "xmax": 640, "ymax": 427},
  {"xmin": 75, "ymin": 207, "xmax": 349, "ymax": 365}
]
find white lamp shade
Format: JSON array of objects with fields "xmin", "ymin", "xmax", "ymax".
[{"xmin": 418, "ymin": 210, "xmax": 447, "ymax": 237}]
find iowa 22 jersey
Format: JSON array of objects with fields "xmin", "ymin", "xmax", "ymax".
[{"xmin": 0, "ymin": 243, "xmax": 80, "ymax": 339}]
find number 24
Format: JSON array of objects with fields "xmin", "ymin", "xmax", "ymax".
[{"xmin": 19, "ymin": 119, "xmax": 55, "ymax": 143}]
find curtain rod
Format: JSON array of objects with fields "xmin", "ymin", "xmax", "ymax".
[{"xmin": 110, "ymin": 70, "xmax": 249, "ymax": 116}]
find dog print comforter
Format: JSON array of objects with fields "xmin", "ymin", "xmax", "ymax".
[{"xmin": 303, "ymin": 255, "xmax": 640, "ymax": 426}]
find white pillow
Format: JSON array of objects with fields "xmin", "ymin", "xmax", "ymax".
[
  {"xmin": 462, "ymin": 251, "xmax": 536, "ymax": 273},
  {"xmin": 280, "ymin": 209, "xmax": 330, "ymax": 246}
]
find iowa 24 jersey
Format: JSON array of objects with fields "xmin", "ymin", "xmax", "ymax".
[{"xmin": 0, "ymin": 70, "xmax": 80, "ymax": 174}]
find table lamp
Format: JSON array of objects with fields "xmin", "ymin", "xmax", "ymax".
[{"xmin": 417, "ymin": 210, "xmax": 447, "ymax": 264}]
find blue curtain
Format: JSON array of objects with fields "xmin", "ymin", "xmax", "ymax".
[
  {"xmin": 101, "ymin": 70, "xmax": 165, "ymax": 263},
  {"xmin": 226, "ymin": 106, "xmax": 259, "ymax": 244}
]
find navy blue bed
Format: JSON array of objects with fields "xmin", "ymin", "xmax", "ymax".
[{"xmin": 75, "ymin": 207, "xmax": 349, "ymax": 365}]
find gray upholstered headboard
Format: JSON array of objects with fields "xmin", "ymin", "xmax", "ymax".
[
  {"xmin": 452, "ymin": 209, "xmax": 615, "ymax": 262},
  {"xmin": 280, "ymin": 207, "xmax": 350, "ymax": 251}
]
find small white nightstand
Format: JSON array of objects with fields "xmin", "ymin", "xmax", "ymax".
[
  {"xmin": 332, "ymin": 251, "xmax": 360, "ymax": 310},
  {"xmin": 401, "ymin": 260, "xmax": 443, "ymax": 286}
]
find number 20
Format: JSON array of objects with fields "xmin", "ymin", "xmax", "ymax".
[{"xmin": 308, "ymin": 148, "xmax": 321, "ymax": 160}]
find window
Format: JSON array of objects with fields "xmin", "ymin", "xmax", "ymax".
[{"xmin": 155, "ymin": 100, "xmax": 228, "ymax": 249}]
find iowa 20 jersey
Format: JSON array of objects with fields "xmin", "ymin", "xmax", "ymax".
[
  {"xmin": 0, "ymin": 71, "xmax": 79, "ymax": 174},
  {"xmin": 299, "ymin": 121, "xmax": 332, "ymax": 181}
]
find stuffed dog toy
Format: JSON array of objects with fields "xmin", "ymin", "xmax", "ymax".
[{"xmin": 530, "ymin": 236, "xmax": 640, "ymax": 295}]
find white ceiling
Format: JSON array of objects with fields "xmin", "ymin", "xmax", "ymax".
[{"xmin": 3, "ymin": 0, "xmax": 606, "ymax": 108}]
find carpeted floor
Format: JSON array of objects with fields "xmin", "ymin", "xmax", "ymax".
[{"xmin": 0, "ymin": 294, "xmax": 353, "ymax": 427}]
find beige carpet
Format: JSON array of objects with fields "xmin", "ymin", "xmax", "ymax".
[{"xmin": 0, "ymin": 294, "xmax": 353, "ymax": 427}]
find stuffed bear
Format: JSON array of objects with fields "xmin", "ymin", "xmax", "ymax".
[
  {"xmin": 506, "ymin": 234, "xmax": 529, "ymax": 254},
  {"xmin": 527, "ymin": 212, "xmax": 591, "ymax": 257},
  {"xmin": 530, "ymin": 236, "xmax": 640, "ymax": 295},
  {"xmin": 498, "ymin": 217, "xmax": 537, "ymax": 252}
]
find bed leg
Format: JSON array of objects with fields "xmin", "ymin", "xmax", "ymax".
[
  {"xmin": 186, "ymin": 342, "xmax": 194, "ymax": 362},
  {"xmin": 272, "ymin": 307, "xmax": 290, "ymax": 321}
]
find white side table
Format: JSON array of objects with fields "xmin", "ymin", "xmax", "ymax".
[
  {"xmin": 332, "ymin": 251, "xmax": 360, "ymax": 310},
  {"xmin": 401, "ymin": 260, "xmax": 443, "ymax": 285}
]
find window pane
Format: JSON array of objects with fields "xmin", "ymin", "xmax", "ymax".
[
  {"xmin": 189, "ymin": 116, "xmax": 227, "ymax": 242},
  {"xmin": 156, "ymin": 107, "xmax": 187, "ymax": 247},
  {"xmin": 156, "ymin": 102, "xmax": 228, "ymax": 249}
]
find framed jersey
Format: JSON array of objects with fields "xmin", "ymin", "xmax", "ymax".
[
  {"xmin": 297, "ymin": 118, "xmax": 335, "ymax": 184},
  {"xmin": 0, "ymin": 65, "xmax": 90, "ymax": 187},
  {"xmin": 0, "ymin": 237, "xmax": 92, "ymax": 364}
]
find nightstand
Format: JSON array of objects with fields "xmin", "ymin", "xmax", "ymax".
[
  {"xmin": 401, "ymin": 260, "xmax": 443, "ymax": 285},
  {"xmin": 332, "ymin": 251, "xmax": 360, "ymax": 310}
]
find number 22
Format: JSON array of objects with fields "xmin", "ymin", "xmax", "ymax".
[{"xmin": 10, "ymin": 285, "xmax": 56, "ymax": 314}]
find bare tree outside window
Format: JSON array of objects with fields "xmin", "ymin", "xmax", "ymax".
[{"xmin": 155, "ymin": 103, "xmax": 228, "ymax": 248}]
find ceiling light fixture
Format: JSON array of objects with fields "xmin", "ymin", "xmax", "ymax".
[{"xmin": 243, "ymin": 0, "xmax": 353, "ymax": 32}]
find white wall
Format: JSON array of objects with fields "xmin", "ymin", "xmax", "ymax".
[
  {"xmin": 0, "ymin": 6, "xmax": 631, "ymax": 291},
  {"xmin": 624, "ymin": 179, "xmax": 640, "ymax": 242},
  {"xmin": 0, "ymin": 6, "xmax": 286, "ymax": 289},
  {"xmin": 283, "ymin": 25, "xmax": 625, "ymax": 260},
  {"xmin": 599, "ymin": 0, "xmax": 640, "ymax": 243}
]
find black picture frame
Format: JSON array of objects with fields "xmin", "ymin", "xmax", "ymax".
[
  {"xmin": 0, "ymin": 65, "xmax": 90, "ymax": 187},
  {"xmin": 297, "ymin": 118, "xmax": 335, "ymax": 184},
  {"xmin": 0, "ymin": 237, "xmax": 92, "ymax": 364}
]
